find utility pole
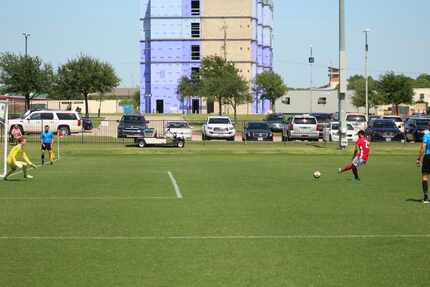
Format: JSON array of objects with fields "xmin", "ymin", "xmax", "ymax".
[
  {"xmin": 221, "ymin": 22, "xmax": 228, "ymax": 60},
  {"xmin": 22, "ymin": 33, "xmax": 30, "ymax": 56},
  {"xmin": 309, "ymin": 45, "xmax": 315, "ymax": 113},
  {"xmin": 338, "ymin": 0, "xmax": 347, "ymax": 148},
  {"xmin": 364, "ymin": 29, "xmax": 370, "ymax": 119}
]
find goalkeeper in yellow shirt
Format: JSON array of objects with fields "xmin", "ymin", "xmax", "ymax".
[{"xmin": 4, "ymin": 137, "xmax": 37, "ymax": 180}]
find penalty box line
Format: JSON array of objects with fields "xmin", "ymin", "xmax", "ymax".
[{"xmin": 0, "ymin": 234, "xmax": 430, "ymax": 241}]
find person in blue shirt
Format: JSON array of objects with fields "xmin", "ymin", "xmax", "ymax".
[
  {"xmin": 417, "ymin": 123, "xmax": 430, "ymax": 204},
  {"xmin": 40, "ymin": 125, "xmax": 55, "ymax": 165}
]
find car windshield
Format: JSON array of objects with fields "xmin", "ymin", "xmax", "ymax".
[
  {"xmin": 247, "ymin": 122, "xmax": 269, "ymax": 129},
  {"xmin": 266, "ymin": 114, "xmax": 284, "ymax": 122},
  {"xmin": 208, "ymin": 118, "xmax": 230, "ymax": 124},
  {"xmin": 331, "ymin": 123, "xmax": 354, "ymax": 130},
  {"xmin": 312, "ymin": 114, "xmax": 332, "ymax": 123},
  {"xmin": 373, "ymin": 121, "xmax": 396, "ymax": 128},
  {"xmin": 346, "ymin": 115, "xmax": 366, "ymax": 122},
  {"xmin": 167, "ymin": 122, "xmax": 189, "ymax": 128},
  {"xmin": 416, "ymin": 119, "xmax": 430, "ymax": 127},
  {"xmin": 383, "ymin": 117, "xmax": 402, "ymax": 123},
  {"xmin": 294, "ymin": 118, "xmax": 317, "ymax": 124},
  {"xmin": 123, "ymin": 116, "xmax": 144, "ymax": 122}
]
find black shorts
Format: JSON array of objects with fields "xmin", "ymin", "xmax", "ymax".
[
  {"xmin": 41, "ymin": 143, "xmax": 52, "ymax": 151},
  {"xmin": 422, "ymin": 155, "xmax": 430, "ymax": 174}
]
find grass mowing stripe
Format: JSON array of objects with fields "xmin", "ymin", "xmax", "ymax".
[
  {"xmin": 168, "ymin": 171, "xmax": 183, "ymax": 199},
  {"xmin": 1, "ymin": 234, "xmax": 430, "ymax": 240}
]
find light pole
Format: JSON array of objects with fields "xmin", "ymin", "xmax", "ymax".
[
  {"xmin": 22, "ymin": 33, "xmax": 31, "ymax": 56},
  {"xmin": 338, "ymin": 0, "xmax": 347, "ymax": 148},
  {"xmin": 309, "ymin": 45, "xmax": 315, "ymax": 113},
  {"xmin": 363, "ymin": 29, "xmax": 371, "ymax": 119}
]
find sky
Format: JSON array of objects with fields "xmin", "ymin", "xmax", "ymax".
[{"xmin": 1, "ymin": 0, "xmax": 429, "ymax": 88}]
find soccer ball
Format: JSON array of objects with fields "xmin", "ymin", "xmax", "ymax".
[{"xmin": 313, "ymin": 171, "xmax": 321, "ymax": 179}]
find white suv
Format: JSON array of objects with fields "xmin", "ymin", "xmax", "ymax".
[
  {"xmin": 8, "ymin": 110, "xmax": 82, "ymax": 135},
  {"xmin": 202, "ymin": 116, "xmax": 236, "ymax": 141}
]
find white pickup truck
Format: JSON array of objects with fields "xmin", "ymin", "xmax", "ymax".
[
  {"xmin": 8, "ymin": 110, "xmax": 82, "ymax": 135},
  {"xmin": 202, "ymin": 116, "xmax": 236, "ymax": 141}
]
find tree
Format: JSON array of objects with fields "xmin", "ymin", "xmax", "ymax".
[
  {"xmin": 55, "ymin": 55, "xmax": 120, "ymax": 117},
  {"xmin": 199, "ymin": 56, "xmax": 232, "ymax": 115},
  {"xmin": 347, "ymin": 75, "xmax": 381, "ymax": 108},
  {"xmin": 377, "ymin": 72, "xmax": 414, "ymax": 115},
  {"xmin": 255, "ymin": 71, "xmax": 287, "ymax": 112},
  {"xmin": 222, "ymin": 66, "xmax": 251, "ymax": 122},
  {"xmin": 132, "ymin": 89, "xmax": 140, "ymax": 111},
  {"xmin": 177, "ymin": 72, "xmax": 200, "ymax": 114},
  {"xmin": 0, "ymin": 52, "xmax": 54, "ymax": 111},
  {"xmin": 413, "ymin": 74, "xmax": 430, "ymax": 88}
]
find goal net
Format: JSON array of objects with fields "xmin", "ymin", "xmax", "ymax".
[{"xmin": 0, "ymin": 101, "xmax": 8, "ymax": 177}]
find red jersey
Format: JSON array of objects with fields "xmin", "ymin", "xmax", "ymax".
[{"xmin": 356, "ymin": 137, "xmax": 370, "ymax": 161}]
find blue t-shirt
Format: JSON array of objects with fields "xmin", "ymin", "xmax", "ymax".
[
  {"xmin": 423, "ymin": 131, "xmax": 430, "ymax": 155},
  {"xmin": 40, "ymin": 131, "xmax": 54, "ymax": 144}
]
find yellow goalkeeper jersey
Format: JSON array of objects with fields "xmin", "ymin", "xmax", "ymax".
[{"xmin": 7, "ymin": 144, "xmax": 32, "ymax": 166}]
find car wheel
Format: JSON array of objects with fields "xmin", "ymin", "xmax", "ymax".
[
  {"xmin": 138, "ymin": 140, "xmax": 146, "ymax": 148},
  {"xmin": 177, "ymin": 140, "xmax": 185, "ymax": 148}
]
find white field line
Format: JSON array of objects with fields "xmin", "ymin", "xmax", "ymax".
[
  {"xmin": 0, "ymin": 234, "xmax": 430, "ymax": 241},
  {"xmin": 0, "ymin": 196, "xmax": 176, "ymax": 201},
  {"xmin": 167, "ymin": 171, "xmax": 183, "ymax": 199}
]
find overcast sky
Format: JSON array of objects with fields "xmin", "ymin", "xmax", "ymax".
[{"xmin": 1, "ymin": 0, "xmax": 429, "ymax": 88}]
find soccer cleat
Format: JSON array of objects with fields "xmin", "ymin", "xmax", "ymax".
[
  {"xmin": 337, "ymin": 168, "xmax": 342, "ymax": 174},
  {"xmin": 424, "ymin": 196, "xmax": 429, "ymax": 204},
  {"xmin": 25, "ymin": 175, "xmax": 34, "ymax": 179}
]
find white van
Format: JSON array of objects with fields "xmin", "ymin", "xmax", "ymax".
[{"xmin": 8, "ymin": 110, "xmax": 81, "ymax": 135}]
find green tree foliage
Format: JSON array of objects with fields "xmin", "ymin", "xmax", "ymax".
[
  {"xmin": 55, "ymin": 55, "xmax": 120, "ymax": 116},
  {"xmin": 132, "ymin": 89, "xmax": 140, "ymax": 111},
  {"xmin": 177, "ymin": 72, "xmax": 200, "ymax": 113},
  {"xmin": 413, "ymin": 74, "xmax": 430, "ymax": 88},
  {"xmin": 0, "ymin": 52, "xmax": 54, "ymax": 111},
  {"xmin": 377, "ymin": 72, "xmax": 414, "ymax": 115},
  {"xmin": 199, "ymin": 56, "xmax": 232, "ymax": 115},
  {"xmin": 255, "ymin": 71, "xmax": 288, "ymax": 112},
  {"xmin": 222, "ymin": 66, "xmax": 251, "ymax": 122},
  {"xmin": 347, "ymin": 75, "xmax": 381, "ymax": 108}
]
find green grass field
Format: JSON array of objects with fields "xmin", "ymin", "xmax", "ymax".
[{"xmin": 1, "ymin": 142, "xmax": 429, "ymax": 286}]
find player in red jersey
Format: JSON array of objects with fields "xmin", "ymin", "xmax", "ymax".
[{"xmin": 339, "ymin": 130, "xmax": 370, "ymax": 180}]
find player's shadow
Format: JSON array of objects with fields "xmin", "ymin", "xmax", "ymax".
[{"xmin": 406, "ymin": 198, "xmax": 424, "ymax": 203}]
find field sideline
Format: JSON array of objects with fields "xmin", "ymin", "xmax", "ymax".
[{"xmin": 1, "ymin": 142, "xmax": 429, "ymax": 286}]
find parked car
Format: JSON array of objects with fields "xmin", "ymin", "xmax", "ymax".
[
  {"xmin": 323, "ymin": 122, "xmax": 359, "ymax": 142},
  {"xmin": 405, "ymin": 117, "xmax": 430, "ymax": 142},
  {"xmin": 202, "ymin": 116, "xmax": 236, "ymax": 141},
  {"xmin": 81, "ymin": 117, "xmax": 93, "ymax": 130},
  {"xmin": 117, "ymin": 113, "xmax": 148, "ymax": 138},
  {"xmin": 243, "ymin": 121, "xmax": 273, "ymax": 141},
  {"xmin": 311, "ymin": 113, "xmax": 333, "ymax": 138},
  {"xmin": 345, "ymin": 113, "xmax": 367, "ymax": 130},
  {"xmin": 165, "ymin": 121, "xmax": 192, "ymax": 140},
  {"xmin": 366, "ymin": 119, "xmax": 403, "ymax": 142},
  {"xmin": 8, "ymin": 110, "xmax": 81, "ymax": 135},
  {"xmin": 381, "ymin": 115, "xmax": 404, "ymax": 133},
  {"xmin": 283, "ymin": 114, "xmax": 319, "ymax": 141},
  {"xmin": 263, "ymin": 113, "xmax": 286, "ymax": 132}
]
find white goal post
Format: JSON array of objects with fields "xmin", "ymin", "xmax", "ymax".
[{"xmin": 0, "ymin": 101, "xmax": 8, "ymax": 178}]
